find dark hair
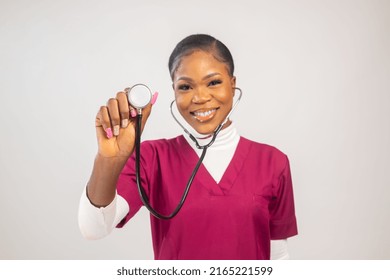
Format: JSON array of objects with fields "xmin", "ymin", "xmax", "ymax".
[{"xmin": 168, "ymin": 34, "xmax": 235, "ymax": 80}]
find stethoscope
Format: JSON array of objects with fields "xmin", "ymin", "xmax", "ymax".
[{"xmin": 126, "ymin": 84, "xmax": 242, "ymax": 220}]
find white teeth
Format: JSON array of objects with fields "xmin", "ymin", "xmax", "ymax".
[{"xmin": 193, "ymin": 109, "xmax": 216, "ymax": 117}]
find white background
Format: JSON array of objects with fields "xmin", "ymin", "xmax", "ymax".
[{"xmin": 0, "ymin": 0, "xmax": 389, "ymax": 259}]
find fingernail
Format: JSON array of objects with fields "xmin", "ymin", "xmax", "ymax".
[
  {"xmin": 105, "ymin": 128, "xmax": 113, "ymax": 139},
  {"xmin": 121, "ymin": 119, "xmax": 128, "ymax": 128},
  {"xmin": 113, "ymin": 125, "xmax": 120, "ymax": 136},
  {"xmin": 151, "ymin": 91, "xmax": 159, "ymax": 105},
  {"xmin": 130, "ymin": 109, "xmax": 137, "ymax": 118}
]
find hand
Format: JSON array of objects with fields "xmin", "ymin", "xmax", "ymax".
[{"xmin": 95, "ymin": 90, "xmax": 158, "ymax": 158}]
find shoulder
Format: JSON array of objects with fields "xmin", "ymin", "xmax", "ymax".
[
  {"xmin": 240, "ymin": 137, "xmax": 289, "ymax": 171},
  {"xmin": 140, "ymin": 135, "xmax": 185, "ymax": 154},
  {"xmin": 241, "ymin": 137, "xmax": 287, "ymax": 158}
]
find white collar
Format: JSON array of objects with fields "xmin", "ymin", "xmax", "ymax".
[{"xmin": 183, "ymin": 123, "xmax": 239, "ymax": 151}]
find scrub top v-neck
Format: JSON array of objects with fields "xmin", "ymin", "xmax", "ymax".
[{"xmin": 116, "ymin": 135, "xmax": 297, "ymax": 260}]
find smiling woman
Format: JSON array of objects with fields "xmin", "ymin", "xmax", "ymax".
[{"xmin": 78, "ymin": 34, "xmax": 298, "ymax": 260}]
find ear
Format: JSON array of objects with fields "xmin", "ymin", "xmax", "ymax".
[{"xmin": 231, "ymin": 76, "xmax": 236, "ymax": 94}]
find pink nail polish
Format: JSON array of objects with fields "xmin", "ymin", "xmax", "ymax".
[
  {"xmin": 130, "ymin": 109, "xmax": 137, "ymax": 118},
  {"xmin": 105, "ymin": 128, "xmax": 113, "ymax": 138},
  {"xmin": 151, "ymin": 92, "xmax": 159, "ymax": 105}
]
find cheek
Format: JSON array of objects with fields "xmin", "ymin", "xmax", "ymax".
[
  {"xmin": 218, "ymin": 89, "xmax": 234, "ymax": 106},
  {"xmin": 175, "ymin": 93, "xmax": 191, "ymax": 108}
]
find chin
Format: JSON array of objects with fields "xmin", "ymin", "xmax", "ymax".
[
  {"xmin": 191, "ymin": 119, "xmax": 231, "ymax": 135},
  {"xmin": 192, "ymin": 124, "xmax": 217, "ymax": 136}
]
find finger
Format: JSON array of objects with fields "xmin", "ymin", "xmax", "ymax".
[
  {"xmin": 138, "ymin": 93, "xmax": 157, "ymax": 133},
  {"xmin": 107, "ymin": 98, "xmax": 120, "ymax": 136},
  {"xmin": 142, "ymin": 92, "xmax": 158, "ymax": 120},
  {"xmin": 116, "ymin": 91, "xmax": 130, "ymax": 128},
  {"xmin": 151, "ymin": 91, "xmax": 159, "ymax": 105},
  {"xmin": 129, "ymin": 105, "xmax": 137, "ymax": 118},
  {"xmin": 96, "ymin": 106, "xmax": 113, "ymax": 139}
]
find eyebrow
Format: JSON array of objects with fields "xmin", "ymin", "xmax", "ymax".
[{"xmin": 175, "ymin": 72, "xmax": 221, "ymax": 82}]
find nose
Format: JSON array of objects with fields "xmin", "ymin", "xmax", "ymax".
[{"xmin": 192, "ymin": 87, "xmax": 211, "ymax": 104}]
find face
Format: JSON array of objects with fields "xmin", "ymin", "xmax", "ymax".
[{"xmin": 173, "ymin": 50, "xmax": 236, "ymax": 135}]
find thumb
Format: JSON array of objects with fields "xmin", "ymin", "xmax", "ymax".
[{"xmin": 139, "ymin": 91, "xmax": 158, "ymax": 132}]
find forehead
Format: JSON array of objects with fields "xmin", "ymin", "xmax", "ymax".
[{"xmin": 174, "ymin": 50, "xmax": 230, "ymax": 80}]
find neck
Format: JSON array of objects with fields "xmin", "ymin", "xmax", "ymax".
[{"xmin": 183, "ymin": 122, "xmax": 238, "ymax": 150}]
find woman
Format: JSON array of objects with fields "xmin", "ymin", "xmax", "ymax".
[{"xmin": 78, "ymin": 34, "xmax": 298, "ymax": 260}]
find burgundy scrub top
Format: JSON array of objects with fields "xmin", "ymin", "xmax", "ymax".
[{"xmin": 116, "ymin": 136, "xmax": 297, "ymax": 260}]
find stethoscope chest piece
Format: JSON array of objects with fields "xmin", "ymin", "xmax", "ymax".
[{"xmin": 126, "ymin": 83, "xmax": 152, "ymax": 110}]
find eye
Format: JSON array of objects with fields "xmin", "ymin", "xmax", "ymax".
[
  {"xmin": 208, "ymin": 79, "xmax": 222, "ymax": 86},
  {"xmin": 177, "ymin": 84, "xmax": 191, "ymax": 91}
]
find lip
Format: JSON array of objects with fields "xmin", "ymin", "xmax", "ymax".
[{"xmin": 190, "ymin": 107, "xmax": 219, "ymax": 122}]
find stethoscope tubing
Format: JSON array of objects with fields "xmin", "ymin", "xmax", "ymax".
[
  {"xmin": 133, "ymin": 87, "xmax": 243, "ymax": 219},
  {"xmin": 135, "ymin": 114, "xmax": 208, "ymax": 219}
]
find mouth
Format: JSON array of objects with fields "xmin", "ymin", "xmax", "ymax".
[{"xmin": 190, "ymin": 108, "xmax": 219, "ymax": 122}]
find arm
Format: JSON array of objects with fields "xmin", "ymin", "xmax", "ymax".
[
  {"xmin": 270, "ymin": 239, "xmax": 289, "ymax": 260},
  {"xmin": 78, "ymin": 187, "xmax": 129, "ymax": 240},
  {"xmin": 269, "ymin": 156, "xmax": 297, "ymax": 259},
  {"xmin": 78, "ymin": 90, "xmax": 156, "ymax": 237},
  {"xmin": 87, "ymin": 91, "xmax": 155, "ymax": 207}
]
